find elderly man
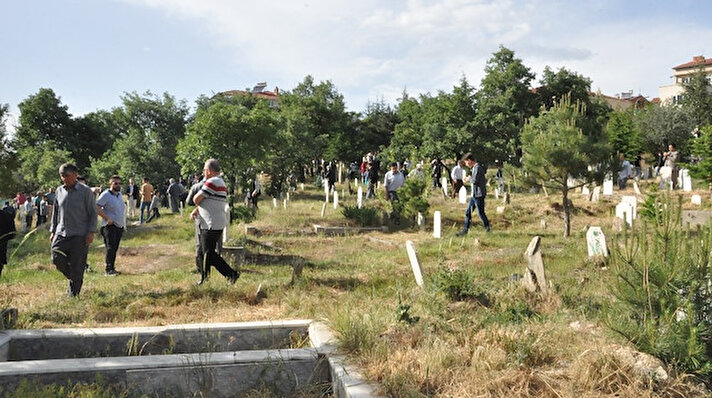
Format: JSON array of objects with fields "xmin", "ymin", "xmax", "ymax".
[
  {"xmin": 456, "ymin": 153, "xmax": 490, "ymax": 236},
  {"xmin": 96, "ymin": 175, "xmax": 126, "ymax": 276},
  {"xmin": 50, "ymin": 163, "xmax": 97, "ymax": 296},
  {"xmin": 384, "ymin": 162, "xmax": 405, "ymax": 202},
  {"xmin": 451, "ymin": 160, "xmax": 465, "ymax": 198},
  {"xmin": 190, "ymin": 159, "xmax": 239, "ymax": 285},
  {"xmin": 167, "ymin": 178, "xmax": 185, "ymax": 213}
]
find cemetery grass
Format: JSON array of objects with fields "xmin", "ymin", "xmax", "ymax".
[{"xmin": 1, "ymin": 181, "xmax": 709, "ymax": 397}]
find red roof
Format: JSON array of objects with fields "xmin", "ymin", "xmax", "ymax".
[
  {"xmin": 673, "ymin": 56, "xmax": 712, "ymax": 70},
  {"xmin": 218, "ymin": 90, "xmax": 279, "ymax": 100}
]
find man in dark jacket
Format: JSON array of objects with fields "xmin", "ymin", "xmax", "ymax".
[{"xmin": 457, "ymin": 152, "xmax": 490, "ymax": 235}]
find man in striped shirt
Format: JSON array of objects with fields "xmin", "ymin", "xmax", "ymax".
[{"xmin": 190, "ymin": 159, "xmax": 239, "ymax": 285}]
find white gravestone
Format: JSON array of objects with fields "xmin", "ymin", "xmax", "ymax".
[
  {"xmin": 273, "ymin": 198, "xmax": 277, "ymax": 208},
  {"xmin": 494, "ymin": 187, "xmax": 500, "ymax": 199},
  {"xmin": 680, "ymin": 169, "xmax": 692, "ymax": 192},
  {"xmin": 286, "ymin": 192, "xmax": 290, "ymax": 201},
  {"xmin": 586, "ymin": 226, "xmax": 608, "ymax": 257},
  {"xmin": 581, "ymin": 186, "xmax": 590, "ymax": 196},
  {"xmin": 603, "ymin": 178, "xmax": 614, "ymax": 196},
  {"xmin": 301, "ymin": 183, "xmax": 305, "ymax": 191},
  {"xmin": 433, "ymin": 211, "xmax": 441, "ymax": 238},
  {"xmin": 616, "ymin": 201, "xmax": 634, "ymax": 227},
  {"xmin": 283, "ymin": 199, "xmax": 287, "ymax": 209},
  {"xmin": 320, "ymin": 202, "xmax": 326, "ymax": 217},
  {"xmin": 458, "ymin": 186, "xmax": 468, "ymax": 204},
  {"xmin": 692, "ymin": 194, "xmax": 702, "ymax": 205},
  {"xmin": 222, "ymin": 204, "xmax": 230, "ymax": 243},
  {"xmin": 357, "ymin": 186, "xmax": 363, "ymax": 209},
  {"xmin": 324, "ymin": 181, "xmax": 329, "ymax": 202},
  {"xmin": 442, "ymin": 177, "xmax": 448, "ymax": 196},
  {"xmin": 405, "ymin": 240, "xmax": 424, "ymax": 287},
  {"xmin": 417, "ymin": 212, "xmax": 424, "ymax": 227},
  {"xmin": 333, "ymin": 191, "xmax": 339, "ymax": 209},
  {"xmin": 633, "ymin": 181, "xmax": 642, "ymax": 195},
  {"xmin": 659, "ymin": 166, "xmax": 672, "ymax": 187},
  {"xmin": 621, "ymin": 196, "xmax": 638, "ymax": 219}
]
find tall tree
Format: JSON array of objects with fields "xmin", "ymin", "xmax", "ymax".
[
  {"xmin": 0, "ymin": 103, "xmax": 18, "ymax": 195},
  {"xmin": 634, "ymin": 104, "xmax": 694, "ymax": 155},
  {"xmin": 681, "ymin": 66, "xmax": 712, "ymax": 128},
  {"xmin": 689, "ymin": 124, "xmax": 712, "ymax": 183},
  {"xmin": 475, "ymin": 46, "xmax": 538, "ymax": 164},
  {"xmin": 521, "ymin": 96, "xmax": 610, "ymax": 237},
  {"xmin": 536, "ymin": 67, "xmax": 592, "ymax": 110},
  {"xmin": 176, "ymin": 99, "xmax": 281, "ymax": 200},
  {"xmin": 14, "ymin": 88, "xmax": 73, "ymax": 150},
  {"xmin": 90, "ymin": 92, "xmax": 189, "ymax": 184},
  {"xmin": 607, "ymin": 109, "xmax": 642, "ymax": 159}
]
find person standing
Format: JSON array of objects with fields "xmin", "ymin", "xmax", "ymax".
[
  {"xmin": 451, "ymin": 160, "xmax": 465, "ymax": 198},
  {"xmin": 96, "ymin": 175, "xmax": 126, "ymax": 276},
  {"xmin": 23, "ymin": 196, "xmax": 34, "ymax": 231},
  {"xmin": 139, "ymin": 177, "xmax": 154, "ymax": 224},
  {"xmin": 245, "ymin": 173, "xmax": 261, "ymax": 209},
  {"xmin": 167, "ymin": 178, "xmax": 185, "ymax": 214},
  {"xmin": 618, "ymin": 153, "xmax": 633, "ymax": 190},
  {"xmin": 663, "ymin": 144, "xmax": 680, "ymax": 189},
  {"xmin": 36, "ymin": 195, "xmax": 48, "ymax": 227},
  {"xmin": 145, "ymin": 192, "xmax": 162, "ymax": 223},
  {"xmin": 0, "ymin": 208, "xmax": 16, "ymax": 276},
  {"xmin": 190, "ymin": 159, "xmax": 239, "ymax": 285},
  {"xmin": 384, "ymin": 162, "xmax": 405, "ymax": 202},
  {"xmin": 125, "ymin": 178, "xmax": 139, "ymax": 218},
  {"xmin": 50, "ymin": 163, "xmax": 97, "ymax": 297},
  {"xmin": 456, "ymin": 153, "xmax": 490, "ymax": 236}
]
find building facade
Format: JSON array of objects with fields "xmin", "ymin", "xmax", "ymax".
[{"xmin": 659, "ymin": 56, "xmax": 712, "ymax": 104}]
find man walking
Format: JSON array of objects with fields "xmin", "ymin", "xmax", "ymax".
[
  {"xmin": 50, "ymin": 163, "xmax": 97, "ymax": 297},
  {"xmin": 457, "ymin": 153, "xmax": 490, "ymax": 236},
  {"xmin": 190, "ymin": 159, "xmax": 239, "ymax": 285},
  {"xmin": 96, "ymin": 175, "xmax": 126, "ymax": 276},
  {"xmin": 139, "ymin": 177, "xmax": 154, "ymax": 224}
]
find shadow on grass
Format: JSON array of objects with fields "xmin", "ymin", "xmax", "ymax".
[{"xmin": 304, "ymin": 276, "xmax": 364, "ymax": 291}]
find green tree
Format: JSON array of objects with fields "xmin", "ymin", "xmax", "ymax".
[
  {"xmin": 634, "ymin": 104, "xmax": 694, "ymax": 155},
  {"xmin": 681, "ymin": 66, "xmax": 712, "ymax": 128},
  {"xmin": 521, "ymin": 96, "xmax": 610, "ymax": 237},
  {"xmin": 17, "ymin": 144, "xmax": 74, "ymax": 190},
  {"xmin": 14, "ymin": 88, "xmax": 72, "ymax": 151},
  {"xmin": 0, "ymin": 103, "xmax": 18, "ymax": 195},
  {"xmin": 607, "ymin": 109, "xmax": 642, "ymax": 158},
  {"xmin": 689, "ymin": 124, "xmax": 712, "ymax": 182},
  {"xmin": 475, "ymin": 46, "xmax": 538, "ymax": 164},
  {"xmin": 176, "ymin": 98, "xmax": 281, "ymax": 201},
  {"xmin": 90, "ymin": 91, "xmax": 189, "ymax": 184},
  {"xmin": 385, "ymin": 91, "xmax": 425, "ymax": 162},
  {"xmin": 536, "ymin": 66, "xmax": 592, "ymax": 110}
]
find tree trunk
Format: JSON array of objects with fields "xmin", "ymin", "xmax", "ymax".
[{"xmin": 562, "ymin": 187, "xmax": 571, "ymax": 237}]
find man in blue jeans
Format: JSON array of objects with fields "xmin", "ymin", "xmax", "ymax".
[{"xmin": 456, "ymin": 152, "xmax": 490, "ymax": 235}]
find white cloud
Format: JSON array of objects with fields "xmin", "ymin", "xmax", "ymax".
[{"xmin": 119, "ymin": 0, "xmax": 712, "ymax": 109}]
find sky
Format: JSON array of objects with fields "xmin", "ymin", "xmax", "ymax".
[{"xmin": 2, "ymin": 0, "xmax": 712, "ymax": 134}]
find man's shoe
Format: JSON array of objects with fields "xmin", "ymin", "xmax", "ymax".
[
  {"xmin": 455, "ymin": 229, "xmax": 468, "ymax": 237},
  {"xmin": 228, "ymin": 272, "xmax": 240, "ymax": 285},
  {"xmin": 105, "ymin": 270, "xmax": 120, "ymax": 276}
]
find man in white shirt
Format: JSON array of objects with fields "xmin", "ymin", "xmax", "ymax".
[
  {"xmin": 384, "ymin": 162, "xmax": 405, "ymax": 202},
  {"xmin": 451, "ymin": 160, "xmax": 465, "ymax": 198}
]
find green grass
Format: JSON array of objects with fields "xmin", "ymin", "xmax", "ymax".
[{"xmin": 0, "ymin": 181, "xmax": 708, "ymax": 396}]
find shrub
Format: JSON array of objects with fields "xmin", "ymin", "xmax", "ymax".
[
  {"xmin": 230, "ymin": 205, "xmax": 256, "ymax": 223},
  {"xmin": 341, "ymin": 205, "xmax": 380, "ymax": 226},
  {"xmin": 392, "ymin": 178, "xmax": 430, "ymax": 222},
  {"xmin": 607, "ymin": 194, "xmax": 712, "ymax": 377},
  {"xmin": 432, "ymin": 268, "xmax": 491, "ymax": 306}
]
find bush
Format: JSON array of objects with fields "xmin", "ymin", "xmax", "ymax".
[
  {"xmin": 432, "ymin": 268, "xmax": 491, "ymax": 306},
  {"xmin": 341, "ymin": 205, "xmax": 380, "ymax": 227},
  {"xmin": 392, "ymin": 178, "xmax": 430, "ymax": 221},
  {"xmin": 608, "ymin": 194, "xmax": 712, "ymax": 377},
  {"xmin": 230, "ymin": 205, "xmax": 256, "ymax": 223}
]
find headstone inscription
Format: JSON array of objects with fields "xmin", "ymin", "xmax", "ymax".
[{"xmin": 586, "ymin": 226, "xmax": 608, "ymax": 257}]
